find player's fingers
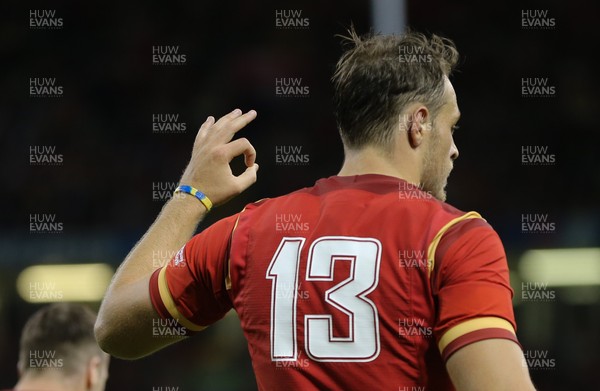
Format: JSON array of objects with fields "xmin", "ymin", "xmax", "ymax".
[
  {"xmin": 195, "ymin": 116, "xmax": 215, "ymax": 143},
  {"xmin": 223, "ymin": 110, "xmax": 257, "ymax": 140},
  {"xmin": 234, "ymin": 163, "xmax": 259, "ymax": 192},
  {"xmin": 210, "ymin": 110, "xmax": 257, "ymax": 144},
  {"xmin": 213, "ymin": 108, "xmax": 243, "ymax": 129},
  {"xmin": 201, "ymin": 115, "xmax": 215, "ymax": 131},
  {"xmin": 224, "ymin": 138, "xmax": 256, "ymax": 166}
]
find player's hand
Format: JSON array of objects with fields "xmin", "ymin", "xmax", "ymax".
[{"xmin": 179, "ymin": 108, "xmax": 259, "ymax": 207}]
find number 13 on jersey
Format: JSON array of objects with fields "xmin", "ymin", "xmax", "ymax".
[{"xmin": 266, "ymin": 236, "xmax": 382, "ymax": 362}]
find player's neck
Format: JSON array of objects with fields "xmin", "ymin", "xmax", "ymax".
[
  {"xmin": 15, "ymin": 375, "xmax": 80, "ymax": 391},
  {"xmin": 338, "ymin": 145, "xmax": 420, "ymax": 184}
]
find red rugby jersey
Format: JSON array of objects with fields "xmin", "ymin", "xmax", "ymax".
[{"xmin": 150, "ymin": 174, "xmax": 519, "ymax": 390}]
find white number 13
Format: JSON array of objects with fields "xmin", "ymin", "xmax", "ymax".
[{"xmin": 266, "ymin": 236, "xmax": 382, "ymax": 362}]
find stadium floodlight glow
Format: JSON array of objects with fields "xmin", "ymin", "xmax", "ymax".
[
  {"xmin": 519, "ymin": 248, "xmax": 600, "ymax": 287},
  {"xmin": 17, "ymin": 263, "xmax": 113, "ymax": 303}
]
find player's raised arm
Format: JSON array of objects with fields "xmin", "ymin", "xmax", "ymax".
[{"xmin": 94, "ymin": 108, "xmax": 259, "ymax": 359}]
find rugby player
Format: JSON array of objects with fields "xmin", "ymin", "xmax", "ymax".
[
  {"xmin": 11, "ymin": 303, "xmax": 109, "ymax": 391},
  {"xmin": 96, "ymin": 30, "xmax": 535, "ymax": 390}
]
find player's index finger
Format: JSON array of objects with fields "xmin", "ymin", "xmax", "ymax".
[{"xmin": 225, "ymin": 137, "xmax": 256, "ymax": 165}]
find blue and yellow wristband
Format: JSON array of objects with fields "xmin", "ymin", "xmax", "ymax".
[{"xmin": 174, "ymin": 185, "xmax": 213, "ymax": 212}]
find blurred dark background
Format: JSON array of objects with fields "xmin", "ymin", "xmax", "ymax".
[{"xmin": 1, "ymin": 0, "xmax": 599, "ymax": 389}]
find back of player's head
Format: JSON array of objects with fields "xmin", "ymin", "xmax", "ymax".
[
  {"xmin": 332, "ymin": 28, "xmax": 459, "ymax": 151},
  {"xmin": 18, "ymin": 303, "xmax": 107, "ymax": 378}
]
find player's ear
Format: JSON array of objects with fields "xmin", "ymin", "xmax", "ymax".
[
  {"xmin": 86, "ymin": 355, "xmax": 103, "ymax": 390},
  {"xmin": 408, "ymin": 106, "xmax": 430, "ymax": 149}
]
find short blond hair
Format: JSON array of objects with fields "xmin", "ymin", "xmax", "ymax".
[{"xmin": 332, "ymin": 29, "xmax": 459, "ymax": 149}]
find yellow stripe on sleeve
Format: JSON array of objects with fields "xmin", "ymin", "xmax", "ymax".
[
  {"xmin": 225, "ymin": 208, "xmax": 246, "ymax": 291},
  {"xmin": 157, "ymin": 266, "xmax": 206, "ymax": 332},
  {"xmin": 427, "ymin": 211, "xmax": 483, "ymax": 276},
  {"xmin": 438, "ymin": 316, "xmax": 516, "ymax": 353}
]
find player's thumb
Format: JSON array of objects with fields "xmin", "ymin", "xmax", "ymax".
[{"xmin": 236, "ymin": 163, "xmax": 259, "ymax": 191}]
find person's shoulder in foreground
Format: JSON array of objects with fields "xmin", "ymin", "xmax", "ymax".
[
  {"xmin": 13, "ymin": 302, "xmax": 109, "ymax": 391},
  {"xmin": 96, "ymin": 28, "xmax": 536, "ymax": 391}
]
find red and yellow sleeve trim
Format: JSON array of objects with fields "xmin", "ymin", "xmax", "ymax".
[
  {"xmin": 151, "ymin": 266, "xmax": 206, "ymax": 332},
  {"xmin": 225, "ymin": 208, "xmax": 247, "ymax": 291},
  {"xmin": 427, "ymin": 211, "xmax": 483, "ymax": 277},
  {"xmin": 438, "ymin": 316, "xmax": 520, "ymax": 361}
]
